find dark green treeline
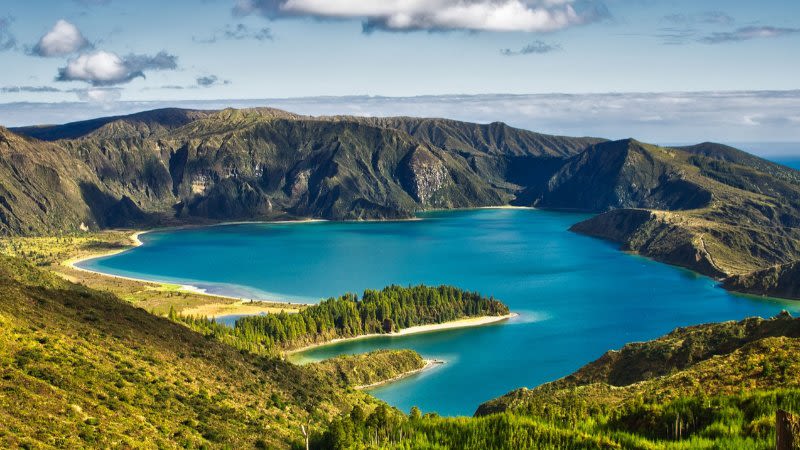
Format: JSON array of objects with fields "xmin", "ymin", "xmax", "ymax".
[{"xmin": 174, "ymin": 285, "xmax": 509, "ymax": 354}]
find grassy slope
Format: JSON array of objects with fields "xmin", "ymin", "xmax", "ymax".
[
  {"xmin": 478, "ymin": 314, "xmax": 800, "ymax": 415},
  {"xmin": 0, "ymin": 254, "xmax": 382, "ymax": 449},
  {"xmin": 315, "ymin": 315, "xmax": 800, "ymax": 449}
]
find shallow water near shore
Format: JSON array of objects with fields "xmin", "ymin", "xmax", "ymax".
[{"xmin": 81, "ymin": 209, "xmax": 800, "ymax": 416}]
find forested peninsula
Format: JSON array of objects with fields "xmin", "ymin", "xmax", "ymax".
[{"xmin": 173, "ymin": 284, "xmax": 511, "ymax": 354}]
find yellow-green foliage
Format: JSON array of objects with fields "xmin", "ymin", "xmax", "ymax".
[
  {"xmin": 316, "ymin": 314, "xmax": 800, "ymax": 449},
  {"xmin": 0, "ymin": 254, "xmax": 377, "ymax": 449},
  {"xmin": 0, "ymin": 232, "xmax": 130, "ymax": 267},
  {"xmin": 310, "ymin": 350, "xmax": 426, "ymax": 388}
]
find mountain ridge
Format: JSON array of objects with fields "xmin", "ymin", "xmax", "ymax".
[{"xmin": 4, "ymin": 107, "xmax": 800, "ymax": 299}]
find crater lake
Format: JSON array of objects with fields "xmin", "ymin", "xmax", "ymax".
[{"xmin": 79, "ymin": 208, "xmax": 800, "ymax": 416}]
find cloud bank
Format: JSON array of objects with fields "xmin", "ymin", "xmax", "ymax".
[
  {"xmin": 32, "ymin": 20, "xmax": 91, "ymax": 57},
  {"xmin": 2, "ymin": 91, "xmax": 799, "ymax": 148},
  {"xmin": 56, "ymin": 50, "xmax": 178, "ymax": 86},
  {"xmin": 701, "ymin": 26, "xmax": 800, "ymax": 44},
  {"xmin": 233, "ymin": 0, "xmax": 607, "ymax": 33},
  {"xmin": 196, "ymin": 75, "xmax": 231, "ymax": 87}
]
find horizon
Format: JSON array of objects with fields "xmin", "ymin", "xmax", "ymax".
[
  {"xmin": 3, "ymin": 92, "xmax": 800, "ymax": 156},
  {"xmin": 2, "ymin": 1, "xmax": 799, "ymax": 151}
]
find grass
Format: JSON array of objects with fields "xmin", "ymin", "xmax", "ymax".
[{"xmin": 0, "ymin": 252, "xmax": 392, "ymax": 448}]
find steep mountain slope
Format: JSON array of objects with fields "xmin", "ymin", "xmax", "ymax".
[
  {"xmin": 528, "ymin": 139, "xmax": 713, "ymax": 211},
  {"xmin": 724, "ymin": 262, "xmax": 800, "ymax": 300},
  {"xmin": 3, "ymin": 108, "xmax": 597, "ymax": 232},
  {"xmin": 525, "ymin": 139, "xmax": 800, "ymax": 294},
  {"xmin": 0, "ymin": 127, "xmax": 154, "ymax": 234},
  {"xmin": 0, "ymin": 253, "xmax": 386, "ymax": 448}
]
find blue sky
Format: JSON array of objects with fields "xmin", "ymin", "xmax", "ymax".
[{"xmin": 0, "ymin": 0, "xmax": 799, "ymax": 147}]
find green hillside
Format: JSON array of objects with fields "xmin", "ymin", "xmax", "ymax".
[
  {"xmin": 316, "ymin": 314, "xmax": 800, "ymax": 449},
  {"xmin": 0, "ymin": 253, "xmax": 387, "ymax": 448}
]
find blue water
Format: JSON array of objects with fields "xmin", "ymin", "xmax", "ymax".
[
  {"xmin": 772, "ymin": 157, "xmax": 800, "ymax": 170},
  {"xmin": 81, "ymin": 209, "xmax": 800, "ymax": 416}
]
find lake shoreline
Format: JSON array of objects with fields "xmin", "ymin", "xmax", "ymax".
[
  {"xmin": 63, "ymin": 225, "xmax": 322, "ymax": 309},
  {"xmin": 59, "ymin": 230, "xmax": 309, "ymax": 318},
  {"xmin": 287, "ymin": 313, "xmax": 518, "ymax": 357},
  {"xmin": 355, "ymin": 359, "xmax": 446, "ymax": 390},
  {"xmin": 54, "ymin": 207, "xmax": 800, "ymax": 304}
]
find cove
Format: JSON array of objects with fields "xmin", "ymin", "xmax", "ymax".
[{"xmin": 79, "ymin": 209, "xmax": 800, "ymax": 416}]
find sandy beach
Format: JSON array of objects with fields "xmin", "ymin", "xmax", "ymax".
[
  {"xmin": 288, "ymin": 313, "xmax": 518, "ymax": 355},
  {"xmin": 62, "ymin": 231, "xmax": 248, "ymax": 302},
  {"xmin": 180, "ymin": 300, "xmax": 297, "ymax": 318},
  {"xmin": 58, "ymin": 230, "xmax": 306, "ymax": 318}
]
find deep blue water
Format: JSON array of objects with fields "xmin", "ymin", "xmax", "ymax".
[
  {"xmin": 81, "ymin": 209, "xmax": 800, "ymax": 416},
  {"xmin": 771, "ymin": 157, "xmax": 800, "ymax": 170}
]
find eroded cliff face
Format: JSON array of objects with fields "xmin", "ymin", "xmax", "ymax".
[
  {"xmin": 530, "ymin": 139, "xmax": 712, "ymax": 212},
  {"xmin": 400, "ymin": 147, "xmax": 449, "ymax": 205},
  {"xmin": 8, "ymin": 109, "xmax": 598, "ymax": 230},
  {"xmin": 724, "ymin": 262, "xmax": 800, "ymax": 300}
]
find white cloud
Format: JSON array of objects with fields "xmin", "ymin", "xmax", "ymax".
[
  {"xmin": 58, "ymin": 51, "xmax": 128, "ymax": 84},
  {"xmin": 234, "ymin": 0, "xmax": 606, "ymax": 32},
  {"xmin": 700, "ymin": 26, "xmax": 800, "ymax": 44},
  {"xmin": 56, "ymin": 50, "xmax": 178, "ymax": 86},
  {"xmin": 32, "ymin": 20, "xmax": 91, "ymax": 57}
]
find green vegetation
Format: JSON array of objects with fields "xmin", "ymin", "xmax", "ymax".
[
  {"xmin": 0, "ymin": 253, "xmax": 393, "ymax": 449},
  {"xmin": 0, "ymin": 232, "xmax": 130, "ymax": 267},
  {"xmin": 310, "ymin": 350, "xmax": 427, "ymax": 388},
  {"xmin": 2, "ymin": 239, "xmax": 799, "ymax": 448},
  {"xmin": 316, "ymin": 389, "xmax": 800, "ymax": 449},
  {"xmin": 314, "ymin": 314, "xmax": 800, "ymax": 449},
  {"xmin": 556, "ymin": 139, "xmax": 800, "ymax": 298},
  {"xmin": 3, "ymin": 107, "xmax": 800, "ymax": 447},
  {"xmin": 175, "ymin": 285, "xmax": 509, "ymax": 352}
]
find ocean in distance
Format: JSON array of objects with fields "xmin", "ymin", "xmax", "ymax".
[{"xmin": 80, "ymin": 208, "xmax": 800, "ymax": 416}]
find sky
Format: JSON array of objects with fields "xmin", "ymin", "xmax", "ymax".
[{"xmin": 0, "ymin": 0, "xmax": 799, "ymax": 149}]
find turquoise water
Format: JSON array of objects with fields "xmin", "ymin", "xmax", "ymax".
[
  {"xmin": 81, "ymin": 209, "xmax": 800, "ymax": 416},
  {"xmin": 772, "ymin": 157, "xmax": 800, "ymax": 170}
]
